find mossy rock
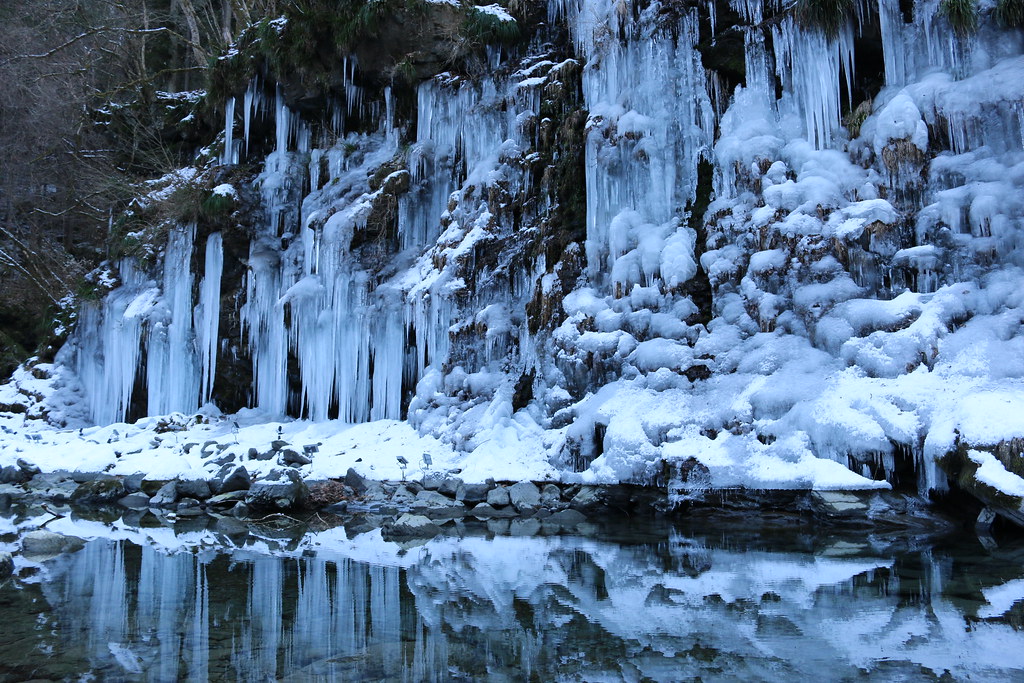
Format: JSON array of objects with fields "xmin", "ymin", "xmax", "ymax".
[{"xmin": 70, "ymin": 478, "xmax": 126, "ymax": 504}]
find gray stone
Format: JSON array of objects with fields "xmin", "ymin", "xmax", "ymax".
[
  {"xmin": 438, "ymin": 476, "xmax": 463, "ymax": 497},
  {"xmin": 391, "ymin": 486, "xmax": 417, "ymax": 504},
  {"xmin": 470, "ymin": 503, "xmax": 518, "ymax": 519},
  {"xmin": 118, "ymin": 493, "xmax": 151, "ymax": 509},
  {"xmin": 70, "ymin": 477, "xmax": 126, "ymax": 504},
  {"xmin": 509, "ymin": 481, "xmax": 541, "ymax": 512},
  {"xmin": 486, "ymin": 486, "xmax": 510, "ymax": 507},
  {"xmin": 0, "ymin": 551, "xmax": 12, "ymax": 580},
  {"xmin": 16, "ymin": 459, "xmax": 40, "ymax": 476},
  {"xmin": 280, "ymin": 449, "xmax": 312, "ymax": 466},
  {"xmin": 21, "ymin": 530, "xmax": 85, "ymax": 557},
  {"xmin": 540, "ymin": 484, "xmax": 562, "ymax": 507},
  {"xmin": 246, "ymin": 469, "xmax": 309, "ymax": 511},
  {"xmin": 545, "ymin": 509, "xmax": 587, "ymax": 526},
  {"xmin": 176, "ymin": 498, "xmax": 204, "ymax": 515},
  {"xmin": 210, "ymin": 454, "xmax": 236, "ymax": 467},
  {"xmin": 247, "ymin": 447, "xmax": 260, "ymax": 460},
  {"xmin": 345, "ymin": 468, "xmax": 368, "ymax": 494},
  {"xmin": 271, "ymin": 440, "xmax": 289, "ymax": 452},
  {"xmin": 569, "ymin": 486, "xmax": 605, "ymax": 511},
  {"xmin": 411, "ymin": 490, "xmax": 467, "ymax": 518},
  {"xmin": 207, "ymin": 490, "xmax": 248, "ymax": 506},
  {"xmin": 456, "ymin": 482, "xmax": 491, "ymax": 504},
  {"xmin": 421, "ymin": 473, "xmax": 444, "ymax": 491},
  {"xmin": 122, "ymin": 472, "xmax": 146, "ymax": 494},
  {"xmin": 231, "ymin": 502, "xmax": 251, "ymax": 519},
  {"xmin": 149, "ymin": 481, "xmax": 179, "ymax": 508},
  {"xmin": 382, "ymin": 514, "xmax": 441, "ymax": 541},
  {"xmin": 219, "ymin": 466, "xmax": 251, "ymax": 493},
  {"xmin": 176, "ymin": 479, "xmax": 212, "ymax": 500},
  {"xmin": 0, "ymin": 466, "xmax": 26, "ymax": 485}
]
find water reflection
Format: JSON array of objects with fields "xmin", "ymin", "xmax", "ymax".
[{"xmin": 2, "ymin": 517, "xmax": 1024, "ymax": 681}]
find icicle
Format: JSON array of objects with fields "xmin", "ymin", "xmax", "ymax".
[
  {"xmin": 222, "ymin": 97, "xmax": 237, "ymax": 165},
  {"xmin": 197, "ymin": 232, "xmax": 223, "ymax": 405}
]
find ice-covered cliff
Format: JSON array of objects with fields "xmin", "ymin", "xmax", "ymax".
[{"xmin": 6, "ymin": 0, "xmax": 1024, "ymax": 504}]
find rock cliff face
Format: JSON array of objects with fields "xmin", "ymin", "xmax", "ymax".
[{"xmin": 39, "ymin": 1, "xmax": 1024, "ymax": 500}]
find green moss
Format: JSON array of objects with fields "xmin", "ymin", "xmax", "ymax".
[
  {"xmin": 462, "ymin": 7, "xmax": 522, "ymax": 45},
  {"xmin": 795, "ymin": 0, "xmax": 855, "ymax": 38},
  {"xmin": 939, "ymin": 0, "xmax": 978, "ymax": 35}
]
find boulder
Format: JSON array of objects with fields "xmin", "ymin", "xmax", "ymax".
[
  {"xmin": 207, "ymin": 490, "xmax": 248, "ymax": 507},
  {"xmin": 176, "ymin": 498, "xmax": 204, "ymax": 515},
  {"xmin": 421, "ymin": 473, "xmax": 444, "ymax": 490},
  {"xmin": 122, "ymin": 472, "xmax": 146, "ymax": 494},
  {"xmin": 456, "ymin": 482, "xmax": 491, "ymax": 504},
  {"xmin": 149, "ymin": 481, "xmax": 179, "ymax": 508},
  {"xmin": 470, "ymin": 503, "xmax": 518, "ymax": 519},
  {"xmin": 438, "ymin": 476, "xmax": 463, "ymax": 497},
  {"xmin": 540, "ymin": 484, "xmax": 562, "ymax": 507},
  {"xmin": 345, "ymin": 467, "xmax": 369, "ymax": 494},
  {"xmin": 21, "ymin": 530, "xmax": 85, "ymax": 557},
  {"xmin": 280, "ymin": 449, "xmax": 312, "ymax": 466},
  {"xmin": 16, "ymin": 459, "xmax": 40, "ymax": 477},
  {"xmin": 176, "ymin": 479, "xmax": 212, "ymax": 500},
  {"xmin": 382, "ymin": 514, "xmax": 441, "ymax": 541},
  {"xmin": 0, "ymin": 466, "xmax": 26, "ymax": 485},
  {"xmin": 411, "ymin": 490, "xmax": 466, "ymax": 518},
  {"xmin": 271, "ymin": 440, "xmax": 289, "ymax": 452},
  {"xmin": 487, "ymin": 486, "xmax": 511, "ymax": 507},
  {"xmin": 219, "ymin": 466, "xmax": 251, "ymax": 494},
  {"xmin": 569, "ymin": 486, "xmax": 605, "ymax": 511},
  {"xmin": 246, "ymin": 469, "xmax": 309, "ymax": 511},
  {"xmin": 70, "ymin": 477, "xmax": 126, "ymax": 504},
  {"xmin": 509, "ymin": 518, "xmax": 542, "ymax": 537},
  {"xmin": 509, "ymin": 481, "xmax": 541, "ymax": 512}
]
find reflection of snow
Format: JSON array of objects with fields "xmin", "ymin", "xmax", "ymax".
[{"xmin": 10, "ymin": 514, "xmax": 1024, "ymax": 681}]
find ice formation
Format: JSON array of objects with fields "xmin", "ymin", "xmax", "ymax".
[{"xmin": 5, "ymin": 0, "xmax": 1022, "ymax": 496}]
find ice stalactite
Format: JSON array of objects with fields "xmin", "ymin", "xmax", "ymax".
[
  {"xmin": 197, "ymin": 232, "xmax": 223, "ymax": 405},
  {"xmin": 222, "ymin": 96, "xmax": 238, "ymax": 165}
]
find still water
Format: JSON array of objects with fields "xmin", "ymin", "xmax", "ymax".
[{"xmin": 1, "ymin": 510, "xmax": 1023, "ymax": 682}]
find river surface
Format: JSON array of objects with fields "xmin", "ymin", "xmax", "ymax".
[{"xmin": 1, "ymin": 509, "xmax": 1023, "ymax": 681}]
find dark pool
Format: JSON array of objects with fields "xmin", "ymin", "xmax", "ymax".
[{"xmin": 1, "ymin": 510, "xmax": 1023, "ymax": 681}]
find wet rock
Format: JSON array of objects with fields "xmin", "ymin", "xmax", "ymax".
[
  {"xmin": 509, "ymin": 481, "xmax": 541, "ymax": 512},
  {"xmin": 231, "ymin": 502, "xmax": 251, "ymax": 519},
  {"xmin": 411, "ymin": 490, "xmax": 466, "ymax": 518},
  {"xmin": 381, "ymin": 514, "xmax": 441, "ymax": 541},
  {"xmin": 0, "ymin": 551, "xmax": 12, "ymax": 580},
  {"xmin": 213, "ymin": 516, "xmax": 250, "ymax": 543},
  {"xmin": 70, "ymin": 477, "xmax": 126, "ymax": 504},
  {"xmin": 219, "ymin": 466, "xmax": 251, "ymax": 493},
  {"xmin": 540, "ymin": 484, "xmax": 563, "ymax": 508},
  {"xmin": 122, "ymin": 473, "xmax": 146, "ymax": 494},
  {"xmin": 207, "ymin": 490, "xmax": 248, "ymax": 507},
  {"xmin": 345, "ymin": 468, "xmax": 369, "ymax": 494},
  {"xmin": 280, "ymin": 449, "xmax": 312, "ymax": 466},
  {"xmin": 487, "ymin": 486, "xmax": 510, "ymax": 507},
  {"xmin": 140, "ymin": 479, "xmax": 170, "ymax": 496},
  {"xmin": 438, "ymin": 476, "xmax": 463, "ymax": 497},
  {"xmin": 118, "ymin": 493, "xmax": 151, "ymax": 509},
  {"xmin": 149, "ymin": 481, "xmax": 179, "ymax": 508},
  {"xmin": 470, "ymin": 503, "xmax": 518, "ymax": 519},
  {"xmin": 545, "ymin": 509, "xmax": 587, "ymax": 526},
  {"xmin": 569, "ymin": 486, "xmax": 605, "ymax": 511},
  {"xmin": 176, "ymin": 498, "xmax": 204, "ymax": 515},
  {"xmin": 176, "ymin": 479, "xmax": 212, "ymax": 500},
  {"xmin": 246, "ymin": 469, "xmax": 309, "ymax": 511},
  {"xmin": 456, "ymin": 482, "xmax": 491, "ymax": 504},
  {"xmin": 21, "ymin": 530, "xmax": 85, "ymax": 557}
]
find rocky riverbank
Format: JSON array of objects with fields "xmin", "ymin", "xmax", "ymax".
[{"xmin": 0, "ymin": 448, "xmax": 972, "ymax": 547}]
